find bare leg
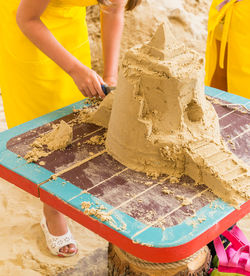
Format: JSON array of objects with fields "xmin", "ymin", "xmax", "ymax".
[
  {"xmin": 43, "ymin": 203, "xmax": 77, "ymax": 254},
  {"xmin": 210, "ymin": 40, "xmax": 228, "ymax": 92}
]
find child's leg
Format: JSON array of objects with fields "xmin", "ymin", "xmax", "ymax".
[
  {"xmin": 43, "ymin": 204, "xmax": 77, "ymax": 254},
  {"xmin": 210, "ymin": 40, "xmax": 228, "ymax": 92}
]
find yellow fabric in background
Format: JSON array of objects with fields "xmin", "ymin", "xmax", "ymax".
[
  {"xmin": 0, "ymin": 0, "xmax": 97, "ymax": 128},
  {"xmin": 205, "ymin": 0, "xmax": 250, "ymax": 99}
]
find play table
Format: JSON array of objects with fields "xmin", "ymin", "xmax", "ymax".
[{"xmin": 0, "ymin": 86, "xmax": 249, "ymax": 263}]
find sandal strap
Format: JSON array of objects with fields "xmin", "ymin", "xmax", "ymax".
[
  {"xmin": 41, "ymin": 216, "xmax": 77, "ymax": 256},
  {"xmin": 46, "ymin": 229, "xmax": 77, "ymax": 252},
  {"xmin": 247, "ymin": 247, "xmax": 250, "ymax": 272},
  {"xmin": 230, "ymin": 225, "xmax": 249, "ymax": 245},
  {"xmin": 214, "ymin": 236, "xmax": 229, "ymax": 266},
  {"xmin": 222, "ymin": 225, "xmax": 249, "ymax": 250},
  {"xmin": 215, "ymin": 234, "xmax": 250, "ymax": 272},
  {"xmin": 228, "ymin": 244, "xmax": 250, "ymax": 271}
]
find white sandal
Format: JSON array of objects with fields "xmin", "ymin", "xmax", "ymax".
[{"xmin": 40, "ymin": 216, "xmax": 78, "ymax": 257}]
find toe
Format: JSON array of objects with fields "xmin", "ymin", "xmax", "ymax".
[
  {"xmin": 68, "ymin": 243, "xmax": 77, "ymax": 253},
  {"xmin": 59, "ymin": 245, "xmax": 69, "ymax": 254}
]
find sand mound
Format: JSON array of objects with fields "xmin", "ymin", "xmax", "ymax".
[
  {"xmin": 87, "ymin": 0, "xmax": 212, "ymax": 75},
  {"xmin": 104, "ymin": 22, "xmax": 249, "ymax": 207}
]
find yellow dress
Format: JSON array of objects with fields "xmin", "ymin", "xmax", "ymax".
[
  {"xmin": 0, "ymin": 0, "xmax": 97, "ymax": 128},
  {"xmin": 205, "ymin": 0, "xmax": 250, "ymax": 99}
]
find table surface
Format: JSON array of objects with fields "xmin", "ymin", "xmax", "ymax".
[{"xmin": 0, "ymin": 86, "xmax": 249, "ymax": 263}]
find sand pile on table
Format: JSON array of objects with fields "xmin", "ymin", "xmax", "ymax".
[
  {"xmin": 24, "ymin": 120, "xmax": 73, "ymax": 163},
  {"xmin": 85, "ymin": 0, "xmax": 213, "ymax": 129},
  {"xmin": 87, "ymin": 0, "xmax": 212, "ymax": 75},
  {"xmin": 95, "ymin": 22, "xmax": 249, "ymax": 208}
]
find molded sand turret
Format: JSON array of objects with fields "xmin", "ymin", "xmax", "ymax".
[
  {"xmin": 106, "ymin": 22, "xmax": 220, "ymax": 175},
  {"xmin": 106, "ymin": 23, "xmax": 249, "ymax": 207}
]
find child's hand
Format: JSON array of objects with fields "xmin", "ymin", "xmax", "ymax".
[
  {"xmin": 103, "ymin": 76, "xmax": 117, "ymax": 87},
  {"xmin": 69, "ymin": 61, "xmax": 106, "ymax": 98}
]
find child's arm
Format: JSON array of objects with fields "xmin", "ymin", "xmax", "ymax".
[
  {"xmin": 16, "ymin": 0, "xmax": 105, "ymax": 98},
  {"xmin": 100, "ymin": 0, "xmax": 125, "ymax": 86}
]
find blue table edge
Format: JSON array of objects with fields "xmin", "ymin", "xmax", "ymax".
[{"xmin": 0, "ymin": 87, "xmax": 249, "ymax": 248}]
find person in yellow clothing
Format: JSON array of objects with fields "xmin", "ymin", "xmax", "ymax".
[
  {"xmin": 206, "ymin": 0, "xmax": 250, "ymax": 266},
  {"xmin": 0, "ymin": 0, "xmax": 141, "ymax": 257},
  {"xmin": 205, "ymin": 0, "xmax": 249, "ymax": 99}
]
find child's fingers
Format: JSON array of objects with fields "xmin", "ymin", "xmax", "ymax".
[
  {"xmin": 80, "ymin": 89, "xmax": 88, "ymax": 98},
  {"xmin": 89, "ymin": 82, "xmax": 98, "ymax": 97},
  {"xmin": 96, "ymin": 73, "xmax": 105, "ymax": 85},
  {"xmin": 93, "ymin": 76, "xmax": 105, "ymax": 98},
  {"xmin": 98, "ymin": 85, "xmax": 106, "ymax": 98},
  {"xmin": 82, "ymin": 86, "xmax": 92, "ymax": 98}
]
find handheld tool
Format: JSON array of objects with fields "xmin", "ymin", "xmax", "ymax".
[{"xmin": 101, "ymin": 84, "xmax": 116, "ymax": 95}]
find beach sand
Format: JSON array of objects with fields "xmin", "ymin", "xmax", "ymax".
[
  {"xmin": 0, "ymin": 0, "xmax": 249, "ymax": 275},
  {"xmin": 0, "ymin": 93, "xmax": 108, "ymax": 276}
]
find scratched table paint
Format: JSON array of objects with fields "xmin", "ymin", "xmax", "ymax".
[{"xmin": 0, "ymin": 86, "xmax": 249, "ymax": 263}]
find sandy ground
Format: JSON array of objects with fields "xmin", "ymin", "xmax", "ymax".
[
  {"xmin": 87, "ymin": 0, "xmax": 212, "ymax": 76},
  {"xmin": 0, "ymin": 95, "xmax": 107, "ymax": 276},
  {"xmin": 0, "ymin": 0, "xmax": 249, "ymax": 275}
]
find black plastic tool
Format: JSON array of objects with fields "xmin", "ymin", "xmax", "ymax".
[{"xmin": 101, "ymin": 84, "xmax": 116, "ymax": 95}]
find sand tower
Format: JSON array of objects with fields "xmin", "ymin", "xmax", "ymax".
[{"xmin": 106, "ymin": 23, "xmax": 249, "ymax": 207}]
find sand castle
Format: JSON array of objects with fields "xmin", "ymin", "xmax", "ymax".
[
  {"xmin": 103, "ymin": 23, "xmax": 249, "ymax": 208},
  {"xmin": 25, "ymin": 22, "xmax": 249, "ymax": 208}
]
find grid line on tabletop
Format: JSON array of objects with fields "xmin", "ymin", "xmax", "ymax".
[
  {"xmin": 67, "ymin": 167, "xmax": 129, "ymax": 202},
  {"xmin": 229, "ymin": 127, "xmax": 249, "ymax": 142},
  {"xmin": 108, "ymin": 177, "xmax": 170, "ymax": 214},
  {"xmin": 131, "ymin": 187, "xmax": 210, "ymax": 239},
  {"xmin": 53, "ymin": 149, "xmax": 107, "ymax": 177}
]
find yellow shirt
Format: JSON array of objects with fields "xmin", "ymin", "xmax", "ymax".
[
  {"xmin": 0, "ymin": 0, "xmax": 98, "ymax": 128},
  {"xmin": 205, "ymin": 0, "xmax": 250, "ymax": 98}
]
